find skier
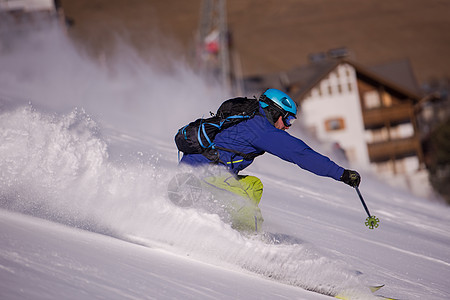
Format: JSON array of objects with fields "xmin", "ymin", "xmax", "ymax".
[{"xmin": 175, "ymin": 88, "xmax": 361, "ymax": 232}]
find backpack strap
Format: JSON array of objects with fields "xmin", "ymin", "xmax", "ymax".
[
  {"xmin": 201, "ymin": 107, "xmax": 264, "ymax": 164},
  {"xmin": 198, "ymin": 120, "xmax": 220, "ymax": 149}
]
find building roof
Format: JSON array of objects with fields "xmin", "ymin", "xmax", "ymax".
[
  {"xmin": 368, "ymin": 58, "xmax": 422, "ymax": 95},
  {"xmin": 243, "ymin": 57, "xmax": 424, "ymax": 103}
]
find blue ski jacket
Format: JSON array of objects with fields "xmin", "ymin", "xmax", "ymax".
[{"xmin": 180, "ymin": 106, "xmax": 345, "ymax": 181}]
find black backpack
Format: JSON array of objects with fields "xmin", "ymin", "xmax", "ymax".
[{"xmin": 175, "ymin": 97, "xmax": 264, "ymax": 164}]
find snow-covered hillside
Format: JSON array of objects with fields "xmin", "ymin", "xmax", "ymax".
[{"xmin": 1, "ymin": 23, "xmax": 449, "ymax": 300}]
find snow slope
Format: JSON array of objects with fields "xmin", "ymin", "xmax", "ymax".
[
  {"xmin": 1, "ymin": 22, "xmax": 450, "ymax": 300},
  {"xmin": 2, "ymin": 209, "xmax": 328, "ymax": 300}
]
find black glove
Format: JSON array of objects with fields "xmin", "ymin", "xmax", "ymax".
[{"xmin": 340, "ymin": 169, "xmax": 361, "ymax": 188}]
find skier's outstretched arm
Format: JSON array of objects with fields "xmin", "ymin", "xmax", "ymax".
[{"xmin": 252, "ymin": 128, "xmax": 361, "ymax": 186}]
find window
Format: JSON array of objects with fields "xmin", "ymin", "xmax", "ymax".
[
  {"xmin": 325, "ymin": 118, "xmax": 346, "ymax": 131},
  {"xmin": 346, "ymin": 68, "xmax": 351, "ymax": 78},
  {"xmin": 364, "ymin": 90, "xmax": 381, "ymax": 109},
  {"xmin": 382, "ymin": 92, "xmax": 393, "ymax": 107},
  {"xmin": 370, "ymin": 128, "xmax": 389, "ymax": 142}
]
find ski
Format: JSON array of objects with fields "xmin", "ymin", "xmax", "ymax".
[
  {"xmin": 369, "ymin": 284, "xmax": 385, "ymax": 293},
  {"xmin": 335, "ymin": 284, "xmax": 398, "ymax": 300}
]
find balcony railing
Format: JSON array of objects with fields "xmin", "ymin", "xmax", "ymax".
[
  {"xmin": 362, "ymin": 104, "xmax": 413, "ymax": 128},
  {"xmin": 367, "ymin": 136, "xmax": 420, "ymax": 162}
]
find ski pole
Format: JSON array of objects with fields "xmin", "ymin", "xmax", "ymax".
[
  {"xmin": 355, "ymin": 186, "xmax": 379, "ymax": 229},
  {"xmin": 355, "ymin": 186, "xmax": 371, "ymax": 218}
]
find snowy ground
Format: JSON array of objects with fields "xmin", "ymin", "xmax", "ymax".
[{"xmin": 1, "ymin": 23, "xmax": 450, "ymax": 300}]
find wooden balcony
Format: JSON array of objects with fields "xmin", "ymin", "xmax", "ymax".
[
  {"xmin": 362, "ymin": 104, "xmax": 413, "ymax": 128},
  {"xmin": 367, "ymin": 136, "xmax": 420, "ymax": 162}
]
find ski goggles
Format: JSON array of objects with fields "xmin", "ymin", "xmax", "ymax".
[{"xmin": 283, "ymin": 114, "xmax": 296, "ymax": 127}]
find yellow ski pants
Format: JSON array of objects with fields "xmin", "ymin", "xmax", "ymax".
[{"xmin": 202, "ymin": 174, "xmax": 264, "ymax": 232}]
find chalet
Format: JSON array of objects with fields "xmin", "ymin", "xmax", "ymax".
[
  {"xmin": 0, "ymin": 0, "xmax": 59, "ymax": 12},
  {"xmin": 244, "ymin": 54, "xmax": 432, "ymax": 196},
  {"xmin": 0, "ymin": 0, "xmax": 64, "ymax": 24},
  {"xmin": 0, "ymin": 0, "xmax": 67, "ymax": 55}
]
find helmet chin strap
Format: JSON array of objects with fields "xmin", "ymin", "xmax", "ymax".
[{"xmin": 261, "ymin": 105, "xmax": 281, "ymax": 126}]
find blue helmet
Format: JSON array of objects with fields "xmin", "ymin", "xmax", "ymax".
[{"xmin": 259, "ymin": 88, "xmax": 297, "ymax": 117}]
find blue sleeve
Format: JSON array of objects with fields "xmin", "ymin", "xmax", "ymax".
[{"xmin": 252, "ymin": 127, "xmax": 345, "ymax": 181}]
